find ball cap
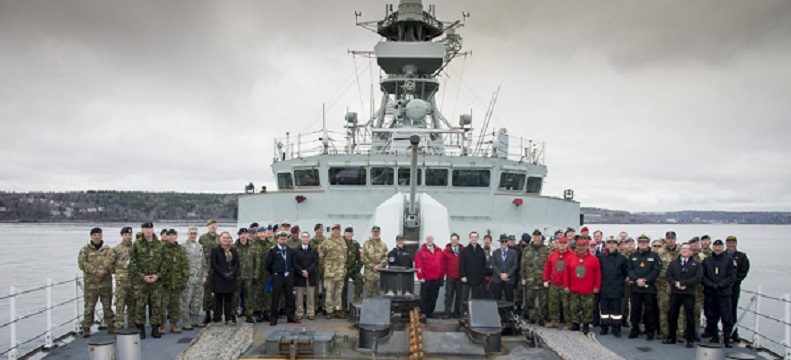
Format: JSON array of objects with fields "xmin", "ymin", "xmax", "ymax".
[
  {"xmin": 141, "ymin": 222, "xmax": 154, "ymax": 229},
  {"xmin": 580, "ymin": 226, "xmax": 589, "ymax": 232},
  {"xmin": 90, "ymin": 227, "xmax": 102, "ymax": 235},
  {"xmin": 576, "ymin": 239, "xmax": 588, "ymax": 246},
  {"xmin": 688, "ymin": 236, "xmax": 700, "ymax": 243},
  {"xmin": 665, "ymin": 230, "xmax": 677, "ymax": 238},
  {"xmin": 206, "ymin": 218, "xmax": 218, "ymax": 226},
  {"xmin": 726, "ymin": 235, "xmax": 737, "ymax": 242},
  {"xmin": 713, "ymin": 239, "xmax": 724, "ymax": 246},
  {"xmin": 557, "ymin": 236, "xmax": 569, "ymax": 244},
  {"xmin": 637, "ymin": 234, "xmax": 650, "ymax": 242},
  {"xmin": 120, "ymin": 226, "xmax": 133, "ymax": 234},
  {"xmin": 395, "ymin": 234, "xmax": 404, "ymax": 241},
  {"xmin": 532, "ymin": 229, "xmax": 542, "ymax": 236},
  {"xmin": 188, "ymin": 227, "xmax": 199, "ymax": 233},
  {"xmin": 331, "ymin": 224, "xmax": 341, "ymax": 230}
]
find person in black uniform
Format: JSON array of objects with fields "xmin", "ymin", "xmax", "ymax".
[
  {"xmin": 664, "ymin": 243, "xmax": 702, "ymax": 348},
  {"xmin": 388, "ymin": 234, "xmax": 413, "ymax": 268},
  {"xmin": 265, "ymin": 231, "xmax": 300, "ymax": 326},
  {"xmin": 459, "ymin": 231, "xmax": 488, "ymax": 315},
  {"xmin": 627, "ymin": 234, "xmax": 661, "ymax": 340},
  {"xmin": 598, "ymin": 236, "xmax": 629, "ymax": 337},
  {"xmin": 725, "ymin": 235, "xmax": 750, "ymax": 342},
  {"xmin": 702, "ymin": 239, "xmax": 737, "ymax": 347}
]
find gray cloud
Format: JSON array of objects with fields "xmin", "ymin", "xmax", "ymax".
[{"xmin": 1, "ymin": 0, "xmax": 789, "ymax": 211}]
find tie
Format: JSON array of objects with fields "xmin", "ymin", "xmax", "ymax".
[
  {"xmin": 453, "ymin": 247, "xmax": 458, "ymax": 256},
  {"xmin": 682, "ymin": 259, "xmax": 686, "ymax": 267},
  {"xmin": 502, "ymin": 250, "xmax": 507, "ymax": 263},
  {"xmin": 303, "ymin": 245, "xmax": 307, "ymax": 251}
]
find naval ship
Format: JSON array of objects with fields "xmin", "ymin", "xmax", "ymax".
[{"xmin": 5, "ymin": 2, "xmax": 785, "ymax": 360}]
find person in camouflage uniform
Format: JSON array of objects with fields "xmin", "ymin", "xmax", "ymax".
[
  {"xmin": 543, "ymin": 236, "xmax": 571, "ymax": 329},
  {"xmin": 689, "ymin": 237, "xmax": 707, "ymax": 340},
  {"xmin": 287, "ymin": 224, "xmax": 301, "ymax": 249},
  {"xmin": 113, "ymin": 227, "xmax": 135, "ymax": 330},
  {"xmin": 310, "ymin": 224, "xmax": 326, "ymax": 313},
  {"xmin": 78, "ymin": 228, "xmax": 115, "ymax": 337},
  {"xmin": 658, "ymin": 231, "xmax": 682, "ymax": 340},
  {"xmin": 318, "ymin": 224, "xmax": 347, "ymax": 318},
  {"xmin": 342, "ymin": 227, "xmax": 364, "ymax": 310},
  {"xmin": 361, "ymin": 225, "xmax": 388, "ymax": 297},
  {"xmin": 254, "ymin": 226, "xmax": 274, "ymax": 321},
  {"xmin": 198, "ymin": 219, "xmax": 220, "ymax": 324},
  {"xmin": 233, "ymin": 228, "xmax": 261, "ymax": 322},
  {"xmin": 159, "ymin": 229, "xmax": 188, "ymax": 334},
  {"xmin": 700, "ymin": 234, "xmax": 713, "ymax": 257},
  {"xmin": 521, "ymin": 229, "xmax": 549, "ymax": 324},
  {"xmin": 620, "ymin": 238, "xmax": 634, "ymax": 328},
  {"xmin": 180, "ymin": 227, "xmax": 205, "ymax": 330},
  {"xmin": 129, "ymin": 222, "xmax": 164, "ymax": 339}
]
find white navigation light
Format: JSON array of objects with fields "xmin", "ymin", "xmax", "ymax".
[{"xmin": 405, "ymin": 99, "xmax": 429, "ymax": 122}]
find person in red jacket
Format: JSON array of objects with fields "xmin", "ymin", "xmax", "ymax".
[
  {"xmin": 564, "ymin": 239, "xmax": 601, "ymax": 335},
  {"xmin": 442, "ymin": 233, "xmax": 464, "ymax": 319},
  {"xmin": 544, "ymin": 236, "xmax": 572, "ymax": 329},
  {"xmin": 415, "ymin": 235, "xmax": 445, "ymax": 318}
]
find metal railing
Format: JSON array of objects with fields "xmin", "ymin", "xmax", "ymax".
[
  {"xmin": 735, "ymin": 286, "xmax": 791, "ymax": 359},
  {"xmin": 0, "ymin": 274, "xmax": 85, "ymax": 360}
]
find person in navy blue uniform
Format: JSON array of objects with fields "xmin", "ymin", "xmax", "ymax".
[
  {"xmin": 265, "ymin": 231, "xmax": 300, "ymax": 326},
  {"xmin": 627, "ymin": 234, "xmax": 661, "ymax": 340},
  {"xmin": 725, "ymin": 235, "xmax": 750, "ymax": 342},
  {"xmin": 701, "ymin": 239, "xmax": 737, "ymax": 347},
  {"xmin": 663, "ymin": 243, "xmax": 702, "ymax": 348},
  {"xmin": 597, "ymin": 236, "xmax": 629, "ymax": 337}
]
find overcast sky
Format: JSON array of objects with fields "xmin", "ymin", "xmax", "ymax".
[{"xmin": 1, "ymin": 0, "xmax": 789, "ymax": 212}]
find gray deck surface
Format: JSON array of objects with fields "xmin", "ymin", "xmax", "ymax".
[
  {"xmin": 41, "ymin": 325, "xmax": 196, "ymax": 360},
  {"xmin": 596, "ymin": 332, "xmax": 763, "ymax": 360}
]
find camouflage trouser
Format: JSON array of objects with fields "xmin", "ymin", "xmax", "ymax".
[
  {"xmin": 621, "ymin": 283, "xmax": 631, "ymax": 322},
  {"xmin": 83, "ymin": 282, "xmax": 114, "ymax": 328},
  {"xmin": 134, "ymin": 282, "xmax": 162, "ymax": 326},
  {"xmin": 548, "ymin": 284, "xmax": 570, "ymax": 322},
  {"xmin": 113, "ymin": 279, "xmax": 135, "ymax": 329},
  {"xmin": 524, "ymin": 285, "xmax": 548, "ymax": 322},
  {"xmin": 315, "ymin": 267, "xmax": 323, "ymax": 311},
  {"xmin": 161, "ymin": 287, "xmax": 181, "ymax": 326},
  {"xmin": 694, "ymin": 288, "xmax": 704, "ymax": 333},
  {"xmin": 232, "ymin": 278, "xmax": 258, "ymax": 316},
  {"xmin": 514, "ymin": 281, "xmax": 524, "ymax": 311},
  {"xmin": 658, "ymin": 282, "xmax": 685, "ymax": 337},
  {"xmin": 257, "ymin": 274, "xmax": 271, "ymax": 313},
  {"xmin": 568, "ymin": 293, "xmax": 595, "ymax": 324},
  {"xmin": 341, "ymin": 273, "xmax": 364, "ymax": 311},
  {"xmin": 181, "ymin": 278, "xmax": 203, "ymax": 325},
  {"xmin": 364, "ymin": 273, "xmax": 381, "ymax": 297},
  {"xmin": 324, "ymin": 278, "xmax": 345, "ymax": 313},
  {"xmin": 202, "ymin": 275, "xmax": 214, "ymax": 312}
]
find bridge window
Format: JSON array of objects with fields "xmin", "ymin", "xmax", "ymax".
[
  {"xmin": 425, "ymin": 168, "xmax": 448, "ymax": 186},
  {"xmin": 277, "ymin": 172, "xmax": 293, "ymax": 190},
  {"xmin": 294, "ymin": 168, "xmax": 320, "ymax": 187},
  {"xmin": 329, "ymin": 167, "xmax": 366, "ymax": 185},
  {"xmin": 452, "ymin": 169, "xmax": 490, "ymax": 187},
  {"xmin": 498, "ymin": 172, "xmax": 526, "ymax": 191},
  {"xmin": 526, "ymin": 176, "xmax": 543, "ymax": 194},
  {"xmin": 398, "ymin": 167, "xmax": 422, "ymax": 186},
  {"xmin": 371, "ymin": 167, "xmax": 394, "ymax": 185}
]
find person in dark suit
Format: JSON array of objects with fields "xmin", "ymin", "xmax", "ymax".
[
  {"xmin": 459, "ymin": 231, "xmax": 487, "ymax": 315},
  {"xmin": 491, "ymin": 234, "xmax": 519, "ymax": 303},
  {"xmin": 265, "ymin": 231, "xmax": 300, "ymax": 325},
  {"xmin": 210, "ymin": 231, "xmax": 239, "ymax": 325},
  {"xmin": 294, "ymin": 231, "xmax": 319, "ymax": 320},
  {"xmin": 664, "ymin": 243, "xmax": 702, "ymax": 348}
]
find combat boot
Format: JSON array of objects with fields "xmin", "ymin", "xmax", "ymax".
[
  {"xmin": 600, "ymin": 324, "xmax": 609, "ymax": 336},
  {"xmin": 158, "ymin": 325, "xmax": 166, "ymax": 335},
  {"xmin": 612, "ymin": 324, "xmax": 622, "ymax": 338},
  {"xmin": 107, "ymin": 324, "xmax": 116, "ymax": 334},
  {"xmin": 571, "ymin": 323, "xmax": 580, "ymax": 332},
  {"xmin": 202, "ymin": 310, "xmax": 212, "ymax": 325},
  {"xmin": 183, "ymin": 323, "xmax": 194, "ymax": 331},
  {"xmin": 628, "ymin": 328, "xmax": 639, "ymax": 339},
  {"xmin": 545, "ymin": 321, "xmax": 558, "ymax": 328},
  {"xmin": 582, "ymin": 324, "xmax": 590, "ymax": 335},
  {"xmin": 646, "ymin": 331, "xmax": 655, "ymax": 341},
  {"xmin": 192, "ymin": 315, "xmax": 204, "ymax": 328},
  {"xmin": 151, "ymin": 325, "xmax": 161, "ymax": 338},
  {"xmin": 82, "ymin": 326, "xmax": 91, "ymax": 338},
  {"xmin": 170, "ymin": 325, "xmax": 181, "ymax": 334},
  {"xmin": 246, "ymin": 316, "xmax": 255, "ymax": 324},
  {"xmin": 137, "ymin": 325, "xmax": 146, "ymax": 339}
]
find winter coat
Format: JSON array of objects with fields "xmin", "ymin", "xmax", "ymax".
[
  {"xmin": 597, "ymin": 250, "xmax": 629, "ymax": 299},
  {"xmin": 564, "ymin": 252, "xmax": 601, "ymax": 294},
  {"xmin": 294, "ymin": 244, "xmax": 319, "ymax": 287},
  {"xmin": 459, "ymin": 243, "xmax": 487, "ymax": 285},
  {"xmin": 442, "ymin": 243, "xmax": 464, "ymax": 279},
  {"xmin": 701, "ymin": 251, "xmax": 737, "ymax": 296},
  {"xmin": 414, "ymin": 244, "xmax": 445, "ymax": 281},
  {"xmin": 665, "ymin": 257, "xmax": 702, "ymax": 296},
  {"xmin": 210, "ymin": 246, "xmax": 239, "ymax": 294},
  {"xmin": 627, "ymin": 248, "xmax": 661, "ymax": 294},
  {"xmin": 543, "ymin": 249, "xmax": 572, "ymax": 286}
]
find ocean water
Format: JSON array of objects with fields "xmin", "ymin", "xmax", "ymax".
[{"xmin": 0, "ymin": 223, "xmax": 788, "ymax": 356}]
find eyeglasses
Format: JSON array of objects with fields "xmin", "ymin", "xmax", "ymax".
[{"xmin": 652, "ymin": 245, "xmax": 662, "ymax": 248}]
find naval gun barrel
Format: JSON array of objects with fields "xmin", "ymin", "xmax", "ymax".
[{"xmin": 408, "ymin": 135, "xmax": 420, "ymax": 216}]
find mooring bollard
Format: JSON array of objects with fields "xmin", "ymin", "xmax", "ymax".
[
  {"xmin": 86, "ymin": 336, "xmax": 116, "ymax": 360},
  {"xmin": 116, "ymin": 328, "xmax": 141, "ymax": 360},
  {"xmin": 696, "ymin": 342, "xmax": 723, "ymax": 360}
]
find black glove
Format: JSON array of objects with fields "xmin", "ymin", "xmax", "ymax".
[{"xmin": 223, "ymin": 272, "xmax": 234, "ymax": 281}]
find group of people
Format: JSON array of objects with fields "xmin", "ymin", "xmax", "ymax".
[{"xmin": 78, "ymin": 220, "xmax": 750, "ymax": 350}]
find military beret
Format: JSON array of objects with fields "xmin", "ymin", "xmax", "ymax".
[
  {"xmin": 314, "ymin": 223, "xmax": 323, "ymax": 230},
  {"xmin": 90, "ymin": 227, "xmax": 102, "ymax": 235},
  {"xmin": 188, "ymin": 227, "xmax": 198, "ymax": 233},
  {"xmin": 580, "ymin": 226, "xmax": 589, "ymax": 232},
  {"xmin": 120, "ymin": 226, "xmax": 133, "ymax": 234},
  {"xmin": 688, "ymin": 236, "xmax": 700, "ymax": 243},
  {"xmin": 532, "ymin": 229, "xmax": 542, "ymax": 236},
  {"xmin": 160, "ymin": 229, "xmax": 168, "ymax": 235},
  {"xmin": 665, "ymin": 230, "xmax": 677, "ymax": 238},
  {"xmin": 499, "ymin": 233, "xmax": 508, "ymax": 241},
  {"xmin": 167, "ymin": 229, "xmax": 177, "ymax": 235},
  {"xmin": 277, "ymin": 231, "xmax": 289, "ymax": 238},
  {"xmin": 637, "ymin": 234, "xmax": 650, "ymax": 242},
  {"xmin": 606, "ymin": 235, "xmax": 618, "ymax": 243},
  {"xmin": 332, "ymin": 224, "xmax": 341, "ymax": 230},
  {"xmin": 508, "ymin": 234, "xmax": 516, "ymax": 240},
  {"xmin": 266, "ymin": 224, "xmax": 274, "ymax": 230},
  {"xmin": 372, "ymin": 225, "xmax": 381, "ymax": 231},
  {"xmin": 256, "ymin": 226, "xmax": 265, "ymax": 232},
  {"xmin": 726, "ymin": 235, "xmax": 737, "ymax": 242},
  {"xmin": 238, "ymin": 228, "xmax": 248, "ymax": 235},
  {"xmin": 557, "ymin": 236, "xmax": 568, "ymax": 244},
  {"xmin": 249, "ymin": 222, "xmax": 259, "ymax": 229},
  {"xmin": 344, "ymin": 226, "xmax": 354, "ymax": 233},
  {"xmin": 248, "ymin": 227, "xmax": 258, "ymax": 233},
  {"xmin": 521, "ymin": 233, "xmax": 531, "ymax": 241},
  {"xmin": 701, "ymin": 234, "xmax": 711, "ymax": 240},
  {"xmin": 141, "ymin": 222, "xmax": 154, "ymax": 228},
  {"xmin": 713, "ymin": 239, "xmax": 724, "ymax": 246},
  {"xmin": 290, "ymin": 225, "xmax": 300, "ymax": 234},
  {"xmin": 395, "ymin": 234, "xmax": 404, "ymax": 240},
  {"xmin": 206, "ymin": 218, "xmax": 218, "ymax": 226}
]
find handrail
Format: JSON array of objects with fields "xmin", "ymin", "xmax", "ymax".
[
  {"xmin": 734, "ymin": 287, "xmax": 791, "ymax": 360},
  {"xmin": 1, "ymin": 274, "xmax": 84, "ymax": 360}
]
